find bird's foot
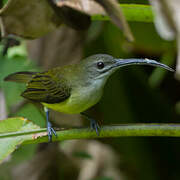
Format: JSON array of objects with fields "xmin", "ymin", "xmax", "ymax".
[
  {"xmin": 81, "ymin": 112, "xmax": 101, "ymax": 136},
  {"xmin": 47, "ymin": 121, "xmax": 57, "ymax": 142},
  {"xmin": 90, "ymin": 118, "xmax": 100, "ymax": 136},
  {"xmin": 44, "ymin": 107, "xmax": 57, "ymax": 142}
]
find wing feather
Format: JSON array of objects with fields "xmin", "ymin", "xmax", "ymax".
[{"xmin": 22, "ymin": 72, "xmax": 71, "ymax": 103}]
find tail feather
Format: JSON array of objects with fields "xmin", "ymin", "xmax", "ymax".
[{"xmin": 4, "ymin": 71, "xmax": 36, "ymax": 83}]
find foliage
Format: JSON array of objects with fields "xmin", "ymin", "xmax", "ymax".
[{"xmin": 0, "ymin": 117, "xmax": 40, "ymax": 163}]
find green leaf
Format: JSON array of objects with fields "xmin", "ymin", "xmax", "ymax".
[
  {"xmin": 0, "ymin": 117, "xmax": 41, "ymax": 163},
  {"xmin": 15, "ymin": 103, "xmax": 45, "ymax": 127},
  {"xmin": 0, "ymin": 117, "xmax": 26, "ymax": 133},
  {"xmin": 92, "ymin": 4, "xmax": 153, "ymax": 23}
]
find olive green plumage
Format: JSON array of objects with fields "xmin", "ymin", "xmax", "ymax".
[
  {"xmin": 22, "ymin": 70, "xmax": 71, "ymax": 104},
  {"xmin": 4, "ymin": 54, "xmax": 174, "ymax": 114},
  {"xmin": 5, "ymin": 68, "xmax": 71, "ymax": 104}
]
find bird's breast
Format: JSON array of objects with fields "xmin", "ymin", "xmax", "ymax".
[{"xmin": 42, "ymin": 81, "xmax": 104, "ymax": 114}]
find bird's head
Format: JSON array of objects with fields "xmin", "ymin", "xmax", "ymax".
[{"xmin": 80, "ymin": 54, "xmax": 174, "ymax": 82}]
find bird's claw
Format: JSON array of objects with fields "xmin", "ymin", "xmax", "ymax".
[
  {"xmin": 47, "ymin": 121, "xmax": 57, "ymax": 142},
  {"xmin": 90, "ymin": 119, "xmax": 101, "ymax": 136},
  {"xmin": 81, "ymin": 112, "xmax": 101, "ymax": 136}
]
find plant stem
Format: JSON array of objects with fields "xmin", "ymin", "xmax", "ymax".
[
  {"xmin": 1, "ymin": 124, "xmax": 180, "ymax": 145},
  {"xmin": 21, "ymin": 123, "xmax": 180, "ymax": 144}
]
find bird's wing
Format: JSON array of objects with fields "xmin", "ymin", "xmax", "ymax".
[{"xmin": 21, "ymin": 71, "xmax": 71, "ymax": 103}]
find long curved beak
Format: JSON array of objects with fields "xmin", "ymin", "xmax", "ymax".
[{"xmin": 114, "ymin": 58, "xmax": 174, "ymax": 72}]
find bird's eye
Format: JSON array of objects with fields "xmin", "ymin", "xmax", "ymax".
[{"xmin": 97, "ymin": 62, "xmax": 104, "ymax": 69}]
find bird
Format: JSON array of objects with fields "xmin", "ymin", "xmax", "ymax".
[{"xmin": 4, "ymin": 54, "xmax": 174, "ymax": 141}]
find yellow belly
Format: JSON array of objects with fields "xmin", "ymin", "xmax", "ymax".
[{"xmin": 42, "ymin": 88, "xmax": 103, "ymax": 114}]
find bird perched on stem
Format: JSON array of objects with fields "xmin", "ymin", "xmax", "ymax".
[{"xmin": 4, "ymin": 54, "xmax": 174, "ymax": 141}]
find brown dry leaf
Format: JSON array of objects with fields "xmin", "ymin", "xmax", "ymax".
[
  {"xmin": 50, "ymin": 0, "xmax": 91, "ymax": 30},
  {"xmin": 94, "ymin": 0, "xmax": 134, "ymax": 41},
  {"xmin": 0, "ymin": 0, "xmax": 133, "ymax": 41},
  {"xmin": 52, "ymin": 0, "xmax": 105, "ymax": 15},
  {"xmin": 0, "ymin": 0, "xmax": 97, "ymax": 38},
  {"xmin": 53, "ymin": 0, "xmax": 134, "ymax": 41},
  {"xmin": 0, "ymin": 0, "xmax": 62, "ymax": 39}
]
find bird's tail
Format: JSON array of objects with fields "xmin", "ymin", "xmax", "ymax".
[{"xmin": 4, "ymin": 71, "xmax": 36, "ymax": 83}]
